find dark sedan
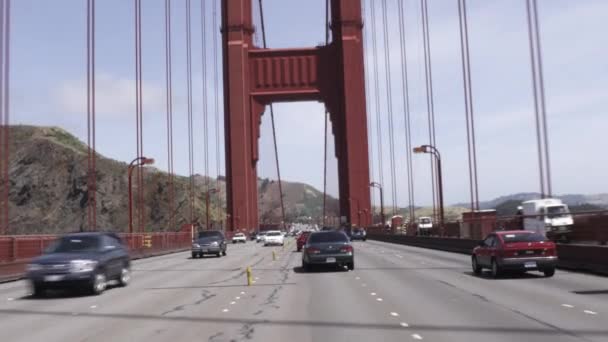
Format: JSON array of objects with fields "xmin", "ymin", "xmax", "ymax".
[
  {"xmin": 302, "ymin": 231, "xmax": 354, "ymax": 271},
  {"xmin": 25, "ymin": 232, "xmax": 131, "ymax": 296},
  {"xmin": 192, "ymin": 231, "xmax": 227, "ymax": 258}
]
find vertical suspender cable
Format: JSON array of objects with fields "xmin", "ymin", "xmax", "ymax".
[
  {"xmin": 322, "ymin": 0, "xmax": 329, "ymax": 227},
  {"xmin": 212, "ymin": 0, "xmax": 222, "ymax": 227},
  {"xmin": 457, "ymin": 0, "xmax": 480, "ymax": 212},
  {"xmin": 397, "ymin": 0, "xmax": 416, "ymax": 224},
  {"xmin": 380, "ymin": 0, "xmax": 398, "ymax": 215},
  {"xmin": 135, "ymin": 0, "xmax": 145, "ymax": 232},
  {"xmin": 200, "ymin": 0, "xmax": 209, "ymax": 193},
  {"xmin": 0, "ymin": 0, "xmax": 10, "ymax": 235},
  {"xmin": 361, "ymin": 0, "xmax": 376, "ymax": 225},
  {"xmin": 87, "ymin": 0, "xmax": 97, "ymax": 231},
  {"xmin": 526, "ymin": 0, "xmax": 551, "ymax": 198},
  {"xmin": 420, "ymin": 0, "xmax": 438, "ymax": 222},
  {"xmin": 185, "ymin": 0, "xmax": 194, "ymax": 223},
  {"xmin": 369, "ymin": 0, "xmax": 385, "ymax": 224},
  {"xmin": 165, "ymin": 0, "xmax": 175, "ymax": 230},
  {"xmin": 258, "ymin": 0, "xmax": 286, "ymax": 229}
]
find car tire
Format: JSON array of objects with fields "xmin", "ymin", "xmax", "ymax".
[
  {"xmin": 297, "ymin": 247, "xmax": 301, "ymax": 252},
  {"xmin": 117, "ymin": 265, "xmax": 131, "ymax": 287},
  {"xmin": 347, "ymin": 262, "xmax": 355, "ymax": 271},
  {"xmin": 490, "ymin": 259, "xmax": 501, "ymax": 279},
  {"xmin": 222, "ymin": 249, "xmax": 227, "ymax": 256},
  {"xmin": 472, "ymin": 256, "xmax": 482, "ymax": 275},
  {"xmin": 30, "ymin": 283, "xmax": 46, "ymax": 298},
  {"xmin": 302, "ymin": 260, "xmax": 311, "ymax": 272},
  {"xmin": 90, "ymin": 271, "xmax": 107, "ymax": 295},
  {"xmin": 543, "ymin": 268, "xmax": 555, "ymax": 277},
  {"xmin": 192, "ymin": 252, "xmax": 198, "ymax": 259},
  {"xmin": 362, "ymin": 238, "xmax": 366, "ymax": 242}
]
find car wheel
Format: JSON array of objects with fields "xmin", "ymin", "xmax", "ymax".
[
  {"xmin": 222, "ymin": 249, "xmax": 227, "ymax": 256},
  {"xmin": 491, "ymin": 259, "xmax": 501, "ymax": 279},
  {"xmin": 297, "ymin": 247, "xmax": 301, "ymax": 252},
  {"xmin": 192, "ymin": 252, "xmax": 198, "ymax": 259},
  {"xmin": 347, "ymin": 262, "xmax": 355, "ymax": 271},
  {"xmin": 543, "ymin": 268, "xmax": 555, "ymax": 277},
  {"xmin": 117, "ymin": 265, "xmax": 131, "ymax": 287},
  {"xmin": 30, "ymin": 282, "xmax": 45, "ymax": 298},
  {"xmin": 90, "ymin": 271, "xmax": 107, "ymax": 295},
  {"xmin": 472, "ymin": 256, "xmax": 482, "ymax": 275},
  {"xmin": 362, "ymin": 238, "xmax": 367, "ymax": 241},
  {"xmin": 302, "ymin": 260, "xmax": 311, "ymax": 272}
]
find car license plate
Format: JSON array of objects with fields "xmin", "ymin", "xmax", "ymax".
[
  {"xmin": 44, "ymin": 275, "xmax": 64, "ymax": 282},
  {"xmin": 326, "ymin": 257, "xmax": 336, "ymax": 263},
  {"xmin": 202, "ymin": 248, "xmax": 209, "ymax": 253},
  {"xmin": 524, "ymin": 261, "xmax": 537, "ymax": 268}
]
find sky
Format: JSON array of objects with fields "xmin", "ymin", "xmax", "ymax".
[{"xmin": 8, "ymin": 0, "xmax": 608, "ymax": 208}]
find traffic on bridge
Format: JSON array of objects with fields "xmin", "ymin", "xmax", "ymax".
[{"xmin": 0, "ymin": 0, "xmax": 606, "ymax": 341}]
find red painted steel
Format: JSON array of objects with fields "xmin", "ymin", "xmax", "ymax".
[{"xmin": 222, "ymin": 0, "xmax": 371, "ymax": 231}]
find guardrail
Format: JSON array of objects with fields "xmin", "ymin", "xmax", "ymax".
[
  {"xmin": 368, "ymin": 234, "xmax": 608, "ymax": 276},
  {"xmin": 0, "ymin": 232, "xmax": 192, "ymax": 282}
]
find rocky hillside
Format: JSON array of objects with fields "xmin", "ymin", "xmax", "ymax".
[{"xmin": 1, "ymin": 126, "xmax": 339, "ymax": 235}]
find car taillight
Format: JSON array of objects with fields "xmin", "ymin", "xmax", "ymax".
[
  {"xmin": 340, "ymin": 245, "xmax": 353, "ymax": 253},
  {"xmin": 307, "ymin": 247, "xmax": 321, "ymax": 254},
  {"xmin": 542, "ymin": 248, "xmax": 556, "ymax": 256}
]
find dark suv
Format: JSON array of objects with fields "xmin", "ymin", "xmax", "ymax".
[
  {"xmin": 25, "ymin": 232, "xmax": 131, "ymax": 296},
  {"xmin": 192, "ymin": 231, "xmax": 227, "ymax": 258}
]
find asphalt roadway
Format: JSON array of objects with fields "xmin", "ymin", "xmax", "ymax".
[{"xmin": 0, "ymin": 238, "xmax": 606, "ymax": 342}]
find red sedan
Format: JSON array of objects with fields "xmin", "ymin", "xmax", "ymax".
[
  {"xmin": 296, "ymin": 231, "xmax": 311, "ymax": 252},
  {"xmin": 472, "ymin": 230, "xmax": 557, "ymax": 278}
]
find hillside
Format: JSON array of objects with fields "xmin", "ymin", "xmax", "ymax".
[{"xmin": 0, "ymin": 125, "xmax": 339, "ymax": 235}]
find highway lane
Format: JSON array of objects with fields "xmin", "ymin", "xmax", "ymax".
[{"xmin": 0, "ymin": 238, "xmax": 606, "ymax": 341}]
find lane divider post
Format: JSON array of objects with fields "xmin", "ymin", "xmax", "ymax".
[{"xmin": 246, "ymin": 266, "xmax": 253, "ymax": 286}]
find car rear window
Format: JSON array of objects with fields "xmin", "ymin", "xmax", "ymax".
[
  {"xmin": 501, "ymin": 232, "xmax": 547, "ymax": 243},
  {"xmin": 267, "ymin": 232, "xmax": 282, "ymax": 236},
  {"xmin": 198, "ymin": 231, "xmax": 222, "ymax": 239},
  {"xmin": 50, "ymin": 236, "xmax": 101, "ymax": 253},
  {"xmin": 309, "ymin": 232, "xmax": 348, "ymax": 243}
]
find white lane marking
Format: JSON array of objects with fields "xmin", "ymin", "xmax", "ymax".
[
  {"xmin": 255, "ymin": 277, "xmax": 260, "ymax": 280},
  {"xmin": 222, "ymin": 309, "xmax": 229, "ymax": 313},
  {"xmin": 584, "ymin": 310, "xmax": 597, "ymax": 315},
  {"xmin": 400, "ymin": 322, "xmax": 409, "ymax": 327},
  {"xmin": 355, "ymin": 277, "xmax": 360, "ymax": 280},
  {"xmin": 7, "ymin": 298, "xmax": 14, "ymax": 301},
  {"xmin": 561, "ymin": 304, "xmax": 574, "ymax": 308},
  {"xmin": 390, "ymin": 312, "xmax": 399, "ymax": 317},
  {"xmin": 235, "ymin": 296, "xmax": 241, "ymax": 300},
  {"xmin": 376, "ymin": 298, "xmax": 383, "ymax": 302},
  {"xmin": 230, "ymin": 301, "xmax": 236, "ymax": 305},
  {"xmin": 90, "ymin": 305, "xmax": 97, "ymax": 309},
  {"xmin": 71, "ymin": 312, "xmax": 78, "ymax": 316},
  {"xmin": 412, "ymin": 333, "xmax": 423, "ymax": 340},
  {"xmin": 362, "ymin": 283, "xmax": 367, "ymax": 287},
  {"xmin": 240, "ymin": 291, "xmax": 246, "ymax": 295},
  {"xmin": 370, "ymin": 292, "xmax": 377, "ymax": 296}
]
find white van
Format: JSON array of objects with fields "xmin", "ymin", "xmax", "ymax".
[
  {"xmin": 522, "ymin": 198, "xmax": 573, "ymax": 241},
  {"xmin": 417, "ymin": 217, "xmax": 433, "ymax": 236}
]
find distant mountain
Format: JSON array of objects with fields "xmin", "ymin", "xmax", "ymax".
[
  {"xmin": 1, "ymin": 125, "xmax": 340, "ymax": 235},
  {"xmin": 454, "ymin": 192, "xmax": 608, "ymax": 214}
]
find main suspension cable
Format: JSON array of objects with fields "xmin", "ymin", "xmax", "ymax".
[
  {"xmin": 200, "ymin": 0, "xmax": 209, "ymax": 194},
  {"xmin": 185, "ymin": 0, "xmax": 194, "ymax": 224},
  {"xmin": 322, "ymin": 0, "xmax": 330, "ymax": 227},
  {"xmin": 0, "ymin": 0, "xmax": 10, "ymax": 235},
  {"xmin": 87, "ymin": 0, "xmax": 96, "ymax": 231},
  {"xmin": 212, "ymin": 0, "xmax": 222, "ymax": 227},
  {"xmin": 165, "ymin": 0, "xmax": 175, "ymax": 230}
]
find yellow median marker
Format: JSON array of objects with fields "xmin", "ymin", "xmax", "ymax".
[
  {"xmin": 272, "ymin": 250, "xmax": 276, "ymax": 261},
  {"xmin": 246, "ymin": 266, "xmax": 253, "ymax": 286}
]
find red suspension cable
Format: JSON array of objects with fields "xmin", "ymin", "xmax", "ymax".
[
  {"xmin": 212, "ymin": 0, "xmax": 221, "ymax": 228},
  {"xmin": 185, "ymin": 0, "xmax": 194, "ymax": 224},
  {"xmin": 165, "ymin": 0, "xmax": 175, "ymax": 230},
  {"xmin": 361, "ymin": 0, "xmax": 376, "ymax": 225},
  {"xmin": 0, "ymin": 0, "xmax": 10, "ymax": 235},
  {"xmin": 200, "ymin": 0, "xmax": 209, "ymax": 193},
  {"xmin": 86, "ymin": 0, "xmax": 96, "ymax": 231}
]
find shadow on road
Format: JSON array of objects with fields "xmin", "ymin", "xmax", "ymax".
[
  {"xmin": 292, "ymin": 266, "xmax": 349, "ymax": 274},
  {"xmin": 572, "ymin": 289, "xmax": 608, "ymax": 295},
  {"xmin": 145, "ymin": 283, "xmax": 297, "ymax": 290},
  {"xmin": 463, "ymin": 271, "xmax": 547, "ymax": 280}
]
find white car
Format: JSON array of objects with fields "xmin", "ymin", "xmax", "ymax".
[
  {"xmin": 256, "ymin": 231, "xmax": 267, "ymax": 243},
  {"xmin": 232, "ymin": 233, "xmax": 246, "ymax": 244},
  {"xmin": 264, "ymin": 231, "xmax": 285, "ymax": 246}
]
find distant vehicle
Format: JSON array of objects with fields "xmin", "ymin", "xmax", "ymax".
[
  {"xmin": 321, "ymin": 226, "xmax": 334, "ymax": 231},
  {"xmin": 302, "ymin": 231, "xmax": 354, "ymax": 271},
  {"xmin": 25, "ymin": 232, "xmax": 131, "ymax": 296},
  {"xmin": 350, "ymin": 228, "xmax": 367, "ymax": 241},
  {"xmin": 472, "ymin": 231, "xmax": 557, "ymax": 278},
  {"xmin": 417, "ymin": 216, "xmax": 433, "ymax": 236},
  {"xmin": 296, "ymin": 231, "xmax": 311, "ymax": 252},
  {"xmin": 192, "ymin": 231, "xmax": 227, "ymax": 258},
  {"xmin": 232, "ymin": 233, "xmax": 246, "ymax": 244},
  {"xmin": 264, "ymin": 230, "xmax": 285, "ymax": 246},
  {"xmin": 256, "ymin": 231, "xmax": 268, "ymax": 243},
  {"xmin": 522, "ymin": 198, "xmax": 573, "ymax": 241}
]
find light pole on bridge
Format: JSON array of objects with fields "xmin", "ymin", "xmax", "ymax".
[
  {"xmin": 128, "ymin": 156, "xmax": 155, "ymax": 234},
  {"xmin": 369, "ymin": 182, "xmax": 385, "ymax": 228},
  {"xmin": 413, "ymin": 145, "xmax": 445, "ymax": 234}
]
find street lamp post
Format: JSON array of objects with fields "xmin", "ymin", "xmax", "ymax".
[
  {"xmin": 369, "ymin": 182, "xmax": 385, "ymax": 228},
  {"xmin": 128, "ymin": 156, "xmax": 155, "ymax": 234},
  {"xmin": 413, "ymin": 145, "xmax": 444, "ymax": 233},
  {"xmin": 205, "ymin": 188, "xmax": 218, "ymax": 231}
]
